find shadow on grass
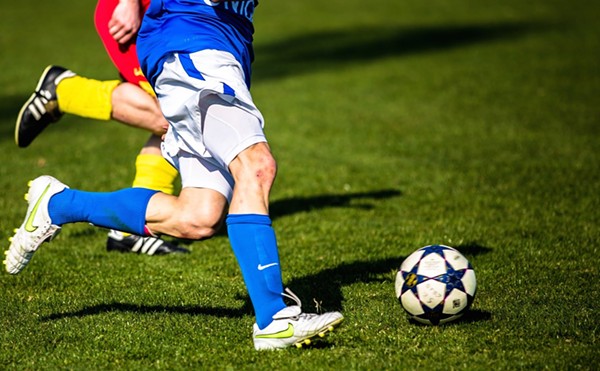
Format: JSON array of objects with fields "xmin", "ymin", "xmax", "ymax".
[
  {"xmin": 271, "ymin": 189, "xmax": 402, "ymax": 219},
  {"xmin": 40, "ymin": 256, "xmax": 404, "ymax": 322},
  {"xmin": 41, "ymin": 244, "xmax": 492, "ymax": 324},
  {"xmin": 253, "ymin": 21, "xmax": 551, "ymax": 82},
  {"xmin": 406, "ymin": 309, "xmax": 492, "ymax": 327},
  {"xmin": 41, "ymin": 302, "xmax": 247, "ymax": 322},
  {"xmin": 454, "ymin": 242, "xmax": 493, "ymax": 258},
  {"xmin": 287, "ymin": 256, "xmax": 405, "ymax": 311},
  {"xmin": 457, "ymin": 308, "xmax": 492, "ymax": 324},
  {"xmin": 207, "ymin": 188, "xmax": 402, "ymax": 238}
]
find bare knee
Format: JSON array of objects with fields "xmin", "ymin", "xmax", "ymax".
[
  {"xmin": 228, "ymin": 143, "xmax": 277, "ymax": 214},
  {"xmin": 255, "ymin": 150, "xmax": 277, "ymax": 187},
  {"xmin": 233, "ymin": 143, "xmax": 277, "ymax": 188}
]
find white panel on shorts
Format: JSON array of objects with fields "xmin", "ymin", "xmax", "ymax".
[
  {"xmin": 154, "ymin": 50, "xmax": 267, "ymax": 201},
  {"xmin": 170, "ymin": 150, "xmax": 235, "ymax": 202}
]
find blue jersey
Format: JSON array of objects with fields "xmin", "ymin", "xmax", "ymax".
[{"xmin": 137, "ymin": 0, "xmax": 257, "ymax": 87}]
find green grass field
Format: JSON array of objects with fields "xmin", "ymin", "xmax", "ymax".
[{"xmin": 1, "ymin": 0, "xmax": 598, "ymax": 369}]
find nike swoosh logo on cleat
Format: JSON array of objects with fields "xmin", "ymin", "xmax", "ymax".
[
  {"xmin": 24, "ymin": 184, "xmax": 51, "ymax": 233},
  {"xmin": 257, "ymin": 262, "xmax": 279, "ymax": 271},
  {"xmin": 255, "ymin": 324, "xmax": 294, "ymax": 339}
]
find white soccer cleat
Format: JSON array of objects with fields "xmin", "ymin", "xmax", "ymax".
[
  {"xmin": 4, "ymin": 176, "xmax": 68, "ymax": 274},
  {"xmin": 252, "ymin": 288, "xmax": 343, "ymax": 350}
]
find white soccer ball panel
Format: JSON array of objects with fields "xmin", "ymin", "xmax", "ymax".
[
  {"xmin": 401, "ymin": 290, "xmax": 425, "ymax": 315},
  {"xmin": 443, "ymin": 249, "xmax": 470, "ymax": 270},
  {"xmin": 400, "ymin": 249, "xmax": 424, "ymax": 272},
  {"xmin": 394, "ymin": 271, "xmax": 404, "ymax": 298},
  {"xmin": 417, "ymin": 252, "xmax": 446, "ymax": 278},
  {"xmin": 462, "ymin": 269, "xmax": 477, "ymax": 296},
  {"xmin": 416, "ymin": 280, "xmax": 446, "ymax": 309},
  {"xmin": 443, "ymin": 289, "xmax": 468, "ymax": 315}
]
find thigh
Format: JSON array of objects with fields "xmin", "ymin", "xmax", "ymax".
[{"xmin": 199, "ymin": 93, "xmax": 267, "ymax": 168}]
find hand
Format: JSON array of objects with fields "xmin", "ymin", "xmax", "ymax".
[{"xmin": 108, "ymin": 0, "xmax": 142, "ymax": 45}]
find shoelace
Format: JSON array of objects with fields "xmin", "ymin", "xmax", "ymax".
[
  {"xmin": 282, "ymin": 287, "xmax": 302, "ymax": 307},
  {"xmin": 281, "ymin": 288, "xmax": 323, "ymax": 321}
]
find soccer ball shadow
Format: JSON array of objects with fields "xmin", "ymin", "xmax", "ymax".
[{"xmin": 406, "ymin": 308, "xmax": 492, "ymax": 326}]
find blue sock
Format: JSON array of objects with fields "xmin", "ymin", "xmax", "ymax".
[
  {"xmin": 48, "ymin": 188, "xmax": 158, "ymax": 236},
  {"xmin": 226, "ymin": 214, "xmax": 286, "ymax": 329}
]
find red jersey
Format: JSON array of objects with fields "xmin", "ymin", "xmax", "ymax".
[{"xmin": 94, "ymin": 0, "xmax": 153, "ymax": 94}]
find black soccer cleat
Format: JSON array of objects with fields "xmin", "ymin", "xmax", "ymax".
[
  {"xmin": 15, "ymin": 65, "xmax": 75, "ymax": 148},
  {"xmin": 106, "ymin": 230, "xmax": 190, "ymax": 255}
]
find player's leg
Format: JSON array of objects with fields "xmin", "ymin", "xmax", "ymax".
[
  {"xmin": 110, "ymin": 82, "xmax": 167, "ymax": 135},
  {"xmin": 153, "ymin": 55, "xmax": 290, "ymax": 331},
  {"xmin": 3, "ymin": 175, "xmax": 225, "ymax": 274},
  {"xmin": 104, "ymin": 82, "xmax": 184, "ymax": 254},
  {"xmin": 15, "ymin": 67, "xmax": 168, "ymax": 147},
  {"xmin": 144, "ymin": 187, "xmax": 227, "ymax": 239},
  {"xmin": 192, "ymin": 96, "xmax": 287, "ymax": 327},
  {"xmin": 156, "ymin": 51, "xmax": 343, "ymax": 349},
  {"xmin": 132, "ymin": 135, "xmax": 176, "ymax": 194},
  {"xmin": 7, "ymin": 106, "xmax": 228, "ymax": 271},
  {"xmin": 226, "ymin": 139, "xmax": 343, "ymax": 350},
  {"xmin": 106, "ymin": 133, "xmax": 189, "ymax": 255}
]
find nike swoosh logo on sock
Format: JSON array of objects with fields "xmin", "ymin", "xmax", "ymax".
[{"xmin": 257, "ymin": 262, "xmax": 279, "ymax": 271}]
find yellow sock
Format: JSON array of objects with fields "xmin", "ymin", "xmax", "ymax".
[
  {"xmin": 56, "ymin": 76, "xmax": 120, "ymax": 120},
  {"xmin": 132, "ymin": 154, "xmax": 178, "ymax": 195}
]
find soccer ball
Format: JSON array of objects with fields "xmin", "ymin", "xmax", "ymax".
[{"xmin": 395, "ymin": 245, "xmax": 476, "ymax": 325}]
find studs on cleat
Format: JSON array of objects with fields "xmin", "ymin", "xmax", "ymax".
[
  {"xmin": 24, "ymin": 193, "xmax": 29, "ymax": 201},
  {"xmin": 292, "ymin": 329, "xmax": 336, "ymax": 349},
  {"xmin": 28, "ymin": 180, "xmax": 33, "ymax": 187}
]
